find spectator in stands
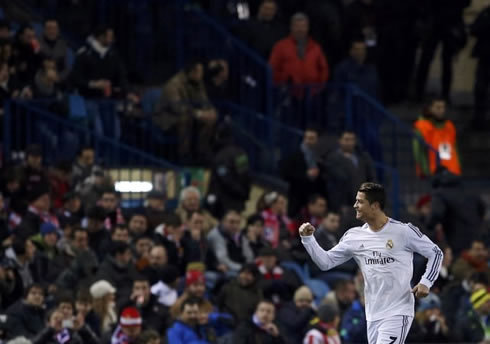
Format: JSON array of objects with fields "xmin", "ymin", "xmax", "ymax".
[
  {"xmin": 5, "ymin": 237, "xmax": 36, "ymax": 291},
  {"xmin": 135, "ymin": 330, "xmax": 160, "ymax": 344},
  {"xmin": 340, "ymin": 278, "xmax": 367, "ymax": 344},
  {"xmin": 17, "ymin": 183, "xmax": 52, "ymax": 239},
  {"xmin": 0, "ymin": 63, "xmax": 27, "ymax": 110},
  {"xmin": 34, "ymin": 56, "xmax": 63, "ymax": 99},
  {"xmin": 334, "ymin": 39, "xmax": 380, "ymax": 98},
  {"xmin": 6, "ymin": 283, "xmax": 45, "ymax": 338},
  {"xmin": 277, "ymin": 286, "xmax": 316, "ymax": 344},
  {"xmin": 280, "ymin": 127, "xmax": 326, "ymax": 217},
  {"xmin": 471, "ymin": 4, "xmax": 490, "ymax": 129},
  {"xmin": 442, "ymin": 271, "xmax": 488, "ymax": 329},
  {"xmin": 150, "ymin": 265, "xmax": 180, "ymax": 307},
  {"xmin": 0, "ymin": 20, "xmax": 12, "ymax": 60},
  {"xmin": 322, "ymin": 279, "xmax": 357, "ymax": 320},
  {"xmin": 234, "ymin": 300, "xmax": 285, "ymax": 343},
  {"xmin": 71, "ymin": 146, "xmax": 98, "ymax": 189},
  {"xmin": 256, "ymin": 247, "xmax": 301, "ymax": 305},
  {"xmin": 57, "ymin": 191, "xmax": 81, "ymax": 226},
  {"xmin": 155, "ymin": 213, "xmax": 200, "ymax": 274},
  {"xmin": 415, "ymin": 1, "xmax": 470, "ymax": 102},
  {"xmin": 451, "ymin": 238, "xmax": 489, "ymax": 282},
  {"xmin": 344, "ymin": 0, "xmax": 377, "ymax": 50},
  {"xmin": 413, "ymin": 98, "xmax": 461, "ymax": 177},
  {"xmin": 303, "ymin": 303, "xmax": 341, "ymax": 344},
  {"xmin": 204, "ymin": 58, "xmax": 230, "ymax": 101},
  {"xmin": 296, "ymin": 194, "xmax": 328, "ymax": 228},
  {"xmin": 206, "ymin": 121, "xmax": 251, "ymax": 219},
  {"xmin": 143, "ymin": 190, "xmax": 166, "ymax": 231},
  {"xmin": 427, "ymin": 167, "xmax": 486, "ymax": 256},
  {"xmin": 207, "ymin": 210, "xmax": 253, "ymax": 274},
  {"xmin": 19, "ymin": 144, "xmax": 49, "ymax": 198},
  {"xmin": 108, "ymin": 306, "xmax": 142, "ymax": 344},
  {"xmin": 98, "ymin": 188, "xmax": 125, "ymax": 230},
  {"xmin": 132, "ymin": 236, "xmax": 153, "ymax": 270},
  {"xmin": 48, "ymin": 161, "xmax": 71, "ymax": 210},
  {"xmin": 95, "ymin": 241, "xmax": 136, "ymax": 303},
  {"xmin": 166, "ymin": 298, "xmax": 203, "ymax": 344},
  {"xmin": 71, "ymin": 26, "xmax": 130, "ymax": 99},
  {"xmin": 414, "ymin": 293, "xmax": 449, "ymax": 342},
  {"xmin": 85, "ymin": 206, "xmax": 111, "ymax": 261},
  {"xmin": 323, "ymin": 130, "xmax": 376, "ymax": 211},
  {"xmin": 111, "ymin": 226, "xmax": 130, "ymax": 244},
  {"xmin": 128, "ymin": 211, "xmax": 150, "ymax": 239},
  {"xmin": 181, "ymin": 211, "xmax": 210, "ymax": 264},
  {"xmin": 269, "ymin": 12, "xmax": 329, "ymax": 86},
  {"xmin": 123, "ymin": 275, "xmax": 169, "ymax": 334},
  {"xmin": 240, "ymin": 0, "xmax": 287, "ymax": 59},
  {"xmin": 176, "ymin": 186, "xmax": 217, "ymax": 235},
  {"xmin": 55, "ymin": 227, "xmax": 98, "ymax": 291},
  {"xmin": 240, "ymin": 214, "xmax": 269, "ymax": 259},
  {"xmin": 89, "ymin": 280, "xmax": 117, "ymax": 335},
  {"xmin": 39, "ymin": 19, "xmax": 70, "ymax": 82},
  {"xmin": 30, "ymin": 222, "xmax": 66, "ymax": 286},
  {"xmin": 197, "ymin": 299, "xmax": 234, "ymax": 342},
  {"xmin": 261, "ymin": 192, "xmax": 295, "ymax": 256},
  {"xmin": 154, "ymin": 60, "xmax": 217, "ymax": 163},
  {"xmin": 217, "ymin": 263, "xmax": 262, "ymax": 323},
  {"xmin": 33, "ymin": 307, "xmax": 100, "ymax": 344},
  {"xmin": 141, "ymin": 245, "xmax": 168, "ymax": 286},
  {"xmin": 314, "ymin": 211, "xmax": 341, "ymax": 251},
  {"xmin": 453, "ymin": 288, "xmax": 490, "ymax": 343},
  {"xmin": 170, "ymin": 268, "xmax": 210, "ymax": 319},
  {"xmin": 12, "ymin": 24, "xmax": 41, "ymax": 86}
]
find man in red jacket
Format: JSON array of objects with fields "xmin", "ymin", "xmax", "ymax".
[{"xmin": 269, "ymin": 12, "xmax": 329, "ymax": 86}]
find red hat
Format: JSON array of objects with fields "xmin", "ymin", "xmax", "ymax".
[
  {"xmin": 186, "ymin": 270, "xmax": 205, "ymax": 287},
  {"xmin": 416, "ymin": 194, "xmax": 432, "ymax": 209},
  {"xmin": 119, "ymin": 307, "xmax": 142, "ymax": 327}
]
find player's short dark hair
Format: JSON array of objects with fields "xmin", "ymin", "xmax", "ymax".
[{"xmin": 358, "ymin": 182, "xmax": 385, "ymax": 210}]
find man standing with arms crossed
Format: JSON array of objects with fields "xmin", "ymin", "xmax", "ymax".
[{"xmin": 300, "ymin": 182, "xmax": 443, "ymax": 344}]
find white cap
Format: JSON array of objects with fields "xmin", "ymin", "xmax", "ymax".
[{"xmin": 90, "ymin": 280, "xmax": 116, "ymax": 299}]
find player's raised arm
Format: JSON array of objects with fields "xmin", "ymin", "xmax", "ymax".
[
  {"xmin": 405, "ymin": 223, "xmax": 443, "ymax": 298},
  {"xmin": 299, "ymin": 222, "xmax": 353, "ymax": 271}
]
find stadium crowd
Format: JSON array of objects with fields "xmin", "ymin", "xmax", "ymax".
[{"xmin": 0, "ymin": 0, "xmax": 488, "ymax": 343}]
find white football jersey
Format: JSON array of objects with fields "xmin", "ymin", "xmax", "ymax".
[{"xmin": 302, "ymin": 218, "xmax": 443, "ymax": 321}]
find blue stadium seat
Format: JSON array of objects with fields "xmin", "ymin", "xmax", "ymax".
[
  {"xmin": 280, "ymin": 261, "xmax": 309, "ymax": 283},
  {"xmin": 304, "ymin": 278, "xmax": 330, "ymax": 306}
]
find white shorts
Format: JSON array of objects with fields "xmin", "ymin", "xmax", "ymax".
[{"xmin": 367, "ymin": 315, "xmax": 413, "ymax": 344}]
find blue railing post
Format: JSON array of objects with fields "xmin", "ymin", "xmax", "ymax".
[
  {"xmin": 3, "ymin": 101, "xmax": 11, "ymax": 162},
  {"xmin": 175, "ymin": 0, "xmax": 185, "ymax": 70},
  {"xmin": 344, "ymin": 84, "xmax": 353, "ymax": 130}
]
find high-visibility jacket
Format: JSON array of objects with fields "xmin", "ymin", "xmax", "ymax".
[{"xmin": 413, "ymin": 117, "xmax": 461, "ymax": 177}]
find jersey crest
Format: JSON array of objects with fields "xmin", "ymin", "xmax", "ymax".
[{"xmin": 386, "ymin": 239, "xmax": 394, "ymax": 249}]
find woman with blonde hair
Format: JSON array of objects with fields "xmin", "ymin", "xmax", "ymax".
[{"xmin": 89, "ymin": 280, "xmax": 117, "ymax": 334}]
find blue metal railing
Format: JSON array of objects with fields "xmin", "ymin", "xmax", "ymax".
[{"xmin": 3, "ymin": 100, "xmax": 186, "ymax": 206}]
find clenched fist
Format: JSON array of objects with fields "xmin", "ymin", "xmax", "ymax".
[{"xmin": 299, "ymin": 222, "xmax": 316, "ymax": 236}]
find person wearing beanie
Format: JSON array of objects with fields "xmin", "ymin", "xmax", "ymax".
[
  {"xmin": 170, "ymin": 269, "xmax": 209, "ymax": 319},
  {"xmin": 303, "ymin": 303, "xmax": 341, "ymax": 344},
  {"xmin": 453, "ymin": 288, "xmax": 490, "ymax": 342},
  {"xmin": 109, "ymin": 307, "xmax": 142, "ymax": 344},
  {"xmin": 89, "ymin": 280, "xmax": 117, "ymax": 334},
  {"xmin": 217, "ymin": 263, "xmax": 263, "ymax": 323},
  {"xmin": 277, "ymin": 286, "xmax": 316, "ymax": 344}
]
